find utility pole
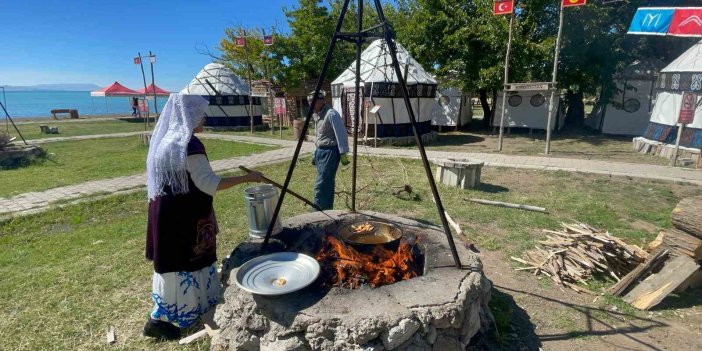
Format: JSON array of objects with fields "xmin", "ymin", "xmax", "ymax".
[
  {"xmin": 497, "ymin": 12, "xmax": 515, "ymax": 151},
  {"xmin": 545, "ymin": 4, "xmax": 565, "ymax": 155}
]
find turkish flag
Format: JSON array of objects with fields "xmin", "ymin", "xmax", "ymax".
[
  {"xmin": 263, "ymin": 35, "xmax": 274, "ymax": 46},
  {"xmin": 235, "ymin": 37, "xmax": 246, "ymax": 47},
  {"xmin": 562, "ymin": 0, "xmax": 586, "ymax": 8},
  {"xmin": 493, "ymin": 0, "xmax": 513, "ymax": 16},
  {"xmin": 669, "ymin": 8, "xmax": 702, "ymax": 37},
  {"xmin": 133, "ymin": 57, "xmax": 141, "ymax": 65}
]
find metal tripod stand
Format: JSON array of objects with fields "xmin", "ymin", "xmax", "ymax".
[{"xmin": 260, "ymin": 0, "xmax": 462, "ymax": 269}]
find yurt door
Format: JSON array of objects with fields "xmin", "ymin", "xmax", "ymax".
[{"xmin": 342, "ymin": 87, "xmax": 364, "ymax": 133}]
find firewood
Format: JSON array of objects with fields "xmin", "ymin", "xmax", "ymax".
[
  {"xmin": 662, "ymin": 228, "xmax": 702, "ymax": 260},
  {"xmin": 671, "ymin": 196, "xmax": 702, "ymax": 239},
  {"xmin": 608, "ymin": 249, "xmax": 670, "ymax": 297},
  {"xmin": 648, "ymin": 232, "xmax": 665, "ymax": 252},
  {"xmin": 466, "ymin": 198, "xmax": 548, "ymax": 213},
  {"xmin": 106, "ymin": 326, "xmax": 116, "ymax": 345}
]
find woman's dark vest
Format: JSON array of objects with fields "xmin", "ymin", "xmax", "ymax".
[{"xmin": 145, "ymin": 136, "xmax": 218, "ymax": 274}]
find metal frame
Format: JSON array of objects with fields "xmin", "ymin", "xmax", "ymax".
[{"xmin": 261, "ymin": 0, "xmax": 462, "ymax": 269}]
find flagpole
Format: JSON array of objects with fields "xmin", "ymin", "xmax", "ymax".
[
  {"xmin": 149, "ymin": 51, "xmax": 158, "ymax": 117},
  {"xmin": 545, "ymin": 4, "xmax": 564, "ymax": 155},
  {"xmin": 138, "ymin": 51, "xmax": 149, "ymax": 131},
  {"xmin": 497, "ymin": 12, "xmax": 514, "ymax": 151},
  {"xmin": 242, "ymin": 29, "xmax": 254, "ymax": 134}
]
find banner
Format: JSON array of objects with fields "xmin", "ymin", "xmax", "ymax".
[
  {"xmin": 235, "ymin": 37, "xmax": 246, "ymax": 47},
  {"xmin": 627, "ymin": 8, "xmax": 677, "ymax": 36},
  {"xmin": 669, "ymin": 8, "xmax": 702, "ymax": 37},
  {"xmin": 679, "ymin": 92, "xmax": 697, "ymax": 124},
  {"xmin": 133, "ymin": 57, "xmax": 141, "ymax": 65},
  {"xmin": 493, "ymin": 0, "xmax": 513, "ymax": 16},
  {"xmin": 562, "ymin": 0, "xmax": 586, "ymax": 8},
  {"xmin": 274, "ymin": 97, "xmax": 286, "ymax": 116},
  {"xmin": 263, "ymin": 35, "xmax": 274, "ymax": 46}
]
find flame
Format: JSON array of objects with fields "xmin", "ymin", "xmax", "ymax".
[{"xmin": 315, "ymin": 236, "xmax": 421, "ymax": 289}]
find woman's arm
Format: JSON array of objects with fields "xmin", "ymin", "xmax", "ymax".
[{"xmin": 217, "ymin": 172, "xmax": 263, "ymax": 191}]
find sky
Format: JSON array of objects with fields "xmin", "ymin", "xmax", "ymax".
[{"xmin": 0, "ymin": 0, "xmax": 298, "ymax": 91}]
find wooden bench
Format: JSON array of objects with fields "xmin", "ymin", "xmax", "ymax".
[{"xmin": 50, "ymin": 109, "xmax": 79, "ymax": 119}]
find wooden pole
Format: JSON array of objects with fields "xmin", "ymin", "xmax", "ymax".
[
  {"xmin": 670, "ymin": 123, "xmax": 685, "ymax": 166},
  {"xmin": 149, "ymin": 51, "xmax": 158, "ymax": 119},
  {"xmin": 242, "ymin": 29, "xmax": 254, "ymax": 134},
  {"xmin": 138, "ymin": 52, "xmax": 149, "ymax": 131},
  {"xmin": 497, "ymin": 14, "xmax": 514, "ymax": 152},
  {"xmin": 545, "ymin": 4, "xmax": 564, "ymax": 155}
]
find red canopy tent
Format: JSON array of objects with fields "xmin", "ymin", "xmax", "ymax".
[
  {"xmin": 90, "ymin": 82, "xmax": 140, "ymax": 114},
  {"xmin": 136, "ymin": 83, "xmax": 171, "ymax": 96},
  {"xmin": 90, "ymin": 81, "xmax": 140, "ymax": 97}
]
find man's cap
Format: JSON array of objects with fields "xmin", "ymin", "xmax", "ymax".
[{"xmin": 307, "ymin": 90, "xmax": 326, "ymax": 102}]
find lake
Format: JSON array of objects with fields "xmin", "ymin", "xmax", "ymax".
[{"xmin": 1, "ymin": 91, "xmax": 169, "ymax": 118}]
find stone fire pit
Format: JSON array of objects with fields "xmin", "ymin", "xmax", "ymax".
[{"xmin": 212, "ymin": 211, "xmax": 493, "ymax": 351}]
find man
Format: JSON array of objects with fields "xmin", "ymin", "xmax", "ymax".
[{"xmin": 309, "ymin": 90, "xmax": 349, "ymax": 210}]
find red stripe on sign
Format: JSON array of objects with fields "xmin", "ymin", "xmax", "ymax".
[{"xmin": 669, "ymin": 8, "xmax": 702, "ymax": 37}]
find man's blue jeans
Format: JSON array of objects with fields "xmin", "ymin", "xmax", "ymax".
[{"xmin": 313, "ymin": 146, "xmax": 340, "ymax": 210}]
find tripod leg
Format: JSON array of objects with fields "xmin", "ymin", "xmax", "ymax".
[
  {"xmin": 371, "ymin": 0, "xmax": 462, "ymax": 269},
  {"xmin": 0, "ymin": 101, "xmax": 28, "ymax": 145},
  {"xmin": 351, "ymin": 0, "xmax": 363, "ymax": 211},
  {"xmin": 261, "ymin": 0, "xmax": 353, "ymax": 251}
]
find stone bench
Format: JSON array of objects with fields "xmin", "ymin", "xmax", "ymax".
[
  {"xmin": 50, "ymin": 109, "xmax": 79, "ymax": 119},
  {"xmin": 433, "ymin": 158, "xmax": 484, "ymax": 189},
  {"xmin": 39, "ymin": 125, "xmax": 59, "ymax": 134}
]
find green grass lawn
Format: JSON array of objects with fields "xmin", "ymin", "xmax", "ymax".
[
  {"xmin": 1, "ymin": 137, "xmax": 276, "ymax": 198},
  {"xmin": 1, "ymin": 156, "xmax": 699, "ymax": 350},
  {"xmin": 207, "ymin": 125, "xmax": 301, "ymax": 141},
  {"xmin": 8, "ymin": 118, "xmax": 151, "ymax": 140}
]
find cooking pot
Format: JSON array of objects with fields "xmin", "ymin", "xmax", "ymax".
[{"xmin": 337, "ymin": 220, "xmax": 403, "ymax": 252}]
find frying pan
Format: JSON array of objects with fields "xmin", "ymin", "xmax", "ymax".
[{"xmin": 337, "ymin": 220, "xmax": 404, "ymax": 252}]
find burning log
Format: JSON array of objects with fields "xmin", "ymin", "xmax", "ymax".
[
  {"xmin": 511, "ymin": 222, "xmax": 649, "ymax": 293},
  {"xmin": 315, "ymin": 236, "xmax": 421, "ymax": 289}
]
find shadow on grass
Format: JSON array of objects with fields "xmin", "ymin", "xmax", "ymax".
[
  {"xmin": 496, "ymin": 284, "xmax": 669, "ymax": 351},
  {"xmin": 486, "ymin": 288, "xmax": 541, "ymax": 351},
  {"xmin": 654, "ymin": 288, "xmax": 702, "ymax": 311},
  {"xmin": 476, "ymin": 183, "xmax": 509, "ymax": 194}
]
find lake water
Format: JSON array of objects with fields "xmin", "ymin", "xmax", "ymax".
[{"xmin": 1, "ymin": 91, "xmax": 169, "ymax": 118}]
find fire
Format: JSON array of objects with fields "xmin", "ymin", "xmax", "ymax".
[{"xmin": 315, "ymin": 236, "xmax": 421, "ymax": 289}]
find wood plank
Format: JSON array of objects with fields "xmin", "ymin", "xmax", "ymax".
[
  {"xmin": 106, "ymin": 326, "xmax": 116, "ymax": 344},
  {"xmin": 623, "ymin": 255, "xmax": 700, "ymax": 310},
  {"xmin": 662, "ymin": 228, "xmax": 702, "ymax": 260},
  {"xmin": 466, "ymin": 198, "xmax": 548, "ymax": 213},
  {"xmin": 671, "ymin": 196, "xmax": 702, "ymax": 239},
  {"xmin": 178, "ymin": 329, "xmax": 209, "ymax": 345},
  {"xmin": 608, "ymin": 249, "xmax": 669, "ymax": 297}
]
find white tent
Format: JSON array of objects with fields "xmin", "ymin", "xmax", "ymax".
[
  {"xmin": 331, "ymin": 39, "xmax": 437, "ymax": 138},
  {"xmin": 586, "ymin": 60, "xmax": 661, "ymax": 135},
  {"xmin": 181, "ymin": 63, "xmax": 262, "ymax": 128},
  {"xmin": 640, "ymin": 41, "xmax": 702, "ymax": 150},
  {"xmin": 430, "ymin": 87, "xmax": 472, "ymax": 129},
  {"xmin": 492, "ymin": 90, "xmax": 565, "ymax": 130}
]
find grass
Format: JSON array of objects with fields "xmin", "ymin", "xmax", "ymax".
[
  {"xmin": 207, "ymin": 125, "xmax": 301, "ymax": 141},
  {"xmin": 0, "ymin": 157, "xmax": 700, "ymax": 350},
  {"xmin": 1, "ymin": 137, "xmax": 276, "ymax": 198},
  {"xmin": 8, "ymin": 118, "xmax": 151, "ymax": 140}
]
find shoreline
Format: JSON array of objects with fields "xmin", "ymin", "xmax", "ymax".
[{"xmin": 9, "ymin": 114, "xmax": 159, "ymax": 124}]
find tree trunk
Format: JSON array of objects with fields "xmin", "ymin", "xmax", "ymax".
[
  {"xmin": 672, "ymin": 196, "xmax": 702, "ymax": 239},
  {"xmin": 565, "ymin": 89, "xmax": 585, "ymax": 127},
  {"xmin": 479, "ymin": 89, "xmax": 492, "ymax": 128}
]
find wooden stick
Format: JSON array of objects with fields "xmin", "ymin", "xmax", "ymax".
[
  {"xmin": 466, "ymin": 198, "xmax": 548, "ymax": 213},
  {"xmin": 106, "ymin": 326, "xmax": 116, "ymax": 344},
  {"xmin": 239, "ymin": 165, "xmax": 322, "ymax": 212},
  {"xmin": 179, "ymin": 329, "xmax": 209, "ymax": 345}
]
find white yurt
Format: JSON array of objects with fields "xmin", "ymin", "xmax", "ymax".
[
  {"xmin": 492, "ymin": 89, "xmax": 565, "ymax": 130},
  {"xmin": 331, "ymin": 39, "xmax": 437, "ymax": 138},
  {"xmin": 431, "ymin": 87, "xmax": 473, "ymax": 129},
  {"xmin": 639, "ymin": 41, "xmax": 702, "ymax": 151},
  {"xmin": 586, "ymin": 60, "xmax": 662, "ymax": 135},
  {"xmin": 181, "ymin": 63, "xmax": 262, "ymax": 127}
]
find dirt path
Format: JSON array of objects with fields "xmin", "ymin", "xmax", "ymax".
[{"xmin": 479, "ymin": 249, "xmax": 702, "ymax": 351}]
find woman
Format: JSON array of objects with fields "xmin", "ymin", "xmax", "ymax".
[{"xmin": 143, "ymin": 93, "xmax": 263, "ymax": 340}]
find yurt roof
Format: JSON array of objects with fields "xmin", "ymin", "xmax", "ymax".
[
  {"xmin": 181, "ymin": 63, "xmax": 250, "ymax": 96},
  {"xmin": 332, "ymin": 39, "xmax": 437, "ymax": 86},
  {"xmin": 661, "ymin": 40, "xmax": 702, "ymax": 73}
]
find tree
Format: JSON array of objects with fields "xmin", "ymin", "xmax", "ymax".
[{"xmin": 219, "ymin": 26, "xmax": 284, "ymax": 83}]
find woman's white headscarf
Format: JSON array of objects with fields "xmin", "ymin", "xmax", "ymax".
[{"xmin": 147, "ymin": 93, "xmax": 209, "ymax": 200}]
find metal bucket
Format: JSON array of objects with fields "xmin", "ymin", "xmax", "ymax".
[{"xmin": 244, "ymin": 184, "xmax": 283, "ymax": 239}]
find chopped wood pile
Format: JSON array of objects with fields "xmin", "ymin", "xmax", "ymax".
[
  {"xmin": 609, "ymin": 196, "xmax": 702, "ymax": 310},
  {"xmin": 512, "ymin": 222, "xmax": 649, "ymax": 293}
]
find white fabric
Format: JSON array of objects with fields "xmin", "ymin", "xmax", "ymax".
[
  {"xmin": 146, "ymin": 93, "xmax": 209, "ymax": 200},
  {"xmin": 431, "ymin": 88, "xmax": 471, "ymax": 127},
  {"xmin": 181, "ymin": 63, "xmax": 250, "ymax": 95},
  {"xmin": 650, "ymin": 91, "xmax": 702, "ymax": 129},
  {"xmin": 332, "ymin": 39, "xmax": 437, "ymax": 86},
  {"xmin": 599, "ymin": 79, "xmax": 655, "ymax": 135},
  {"xmin": 493, "ymin": 91, "xmax": 564, "ymax": 130},
  {"xmin": 661, "ymin": 40, "xmax": 702, "ymax": 73},
  {"xmin": 187, "ymin": 154, "xmax": 221, "ymax": 196},
  {"xmin": 150, "ymin": 263, "xmax": 220, "ymax": 328}
]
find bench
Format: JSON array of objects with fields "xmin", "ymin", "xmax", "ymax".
[
  {"xmin": 50, "ymin": 109, "xmax": 79, "ymax": 119},
  {"xmin": 39, "ymin": 125, "xmax": 59, "ymax": 134}
]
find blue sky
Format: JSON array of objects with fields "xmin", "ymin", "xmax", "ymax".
[{"xmin": 0, "ymin": 0, "xmax": 298, "ymax": 91}]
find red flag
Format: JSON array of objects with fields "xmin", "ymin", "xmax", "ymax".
[
  {"xmin": 133, "ymin": 57, "xmax": 141, "ymax": 65},
  {"xmin": 562, "ymin": 0, "xmax": 586, "ymax": 8},
  {"xmin": 669, "ymin": 8, "xmax": 702, "ymax": 37},
  {"xmin": 235, "ymin": 37, "xmax": 246, "ymax": 47},
  {"xmin": 263, "ymin": 35, "xmax": 274, "ymax": 46},
  {"xmin": 493, "ymin": 0, "xmax": 513, "ymax": 16}
]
